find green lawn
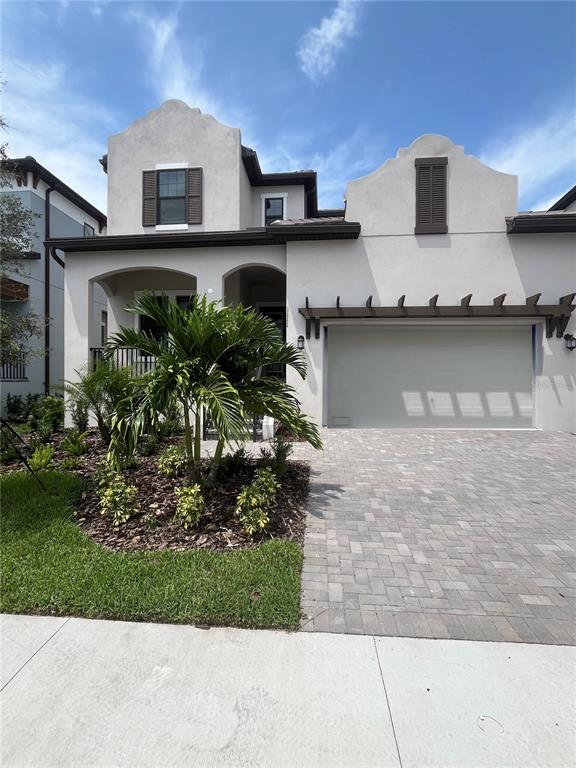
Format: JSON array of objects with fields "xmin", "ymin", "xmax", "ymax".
[{"xmin": 0, "ymin": 471, "xmax": 303, "ymax": 629}]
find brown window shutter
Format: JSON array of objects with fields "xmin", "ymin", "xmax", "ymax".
[
  {"xmin": 187, "ymin": 168, "xmax": 202, "ymax": 224},
  {"xmin": 415, "ymin": 157, "xmax": 447, "ymax": 234},
  {"xmin": 142, "ymin": 170, "xmax": 157, "ymax": 226}
]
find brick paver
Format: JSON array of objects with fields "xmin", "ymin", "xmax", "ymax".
[{"xmin": 293, "ymin": 430, "xmax": 576, "ymax": 644}]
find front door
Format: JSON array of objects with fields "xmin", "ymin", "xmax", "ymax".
[{"xmin": 258, "ymin": 305, "xmax": 286, "ymax": 379}]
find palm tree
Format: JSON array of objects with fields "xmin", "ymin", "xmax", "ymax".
[
  {"xmin": 205, "ymin": 303, "xmax": 322, "ymax": 484},
  {"xmin": 105, "ymin": 292, "xmax": 321, "ymax": 485},
  {"xmin": 106, "ymin": 293, "xmax": 247, "ymax": 483}
]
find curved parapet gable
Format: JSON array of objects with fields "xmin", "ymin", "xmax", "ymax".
[
  {"xmin": 107, "ymin": 100, "xmax": 243, "ymax": 236},
  {"xmin": 345, "ymin": 134, "xmax": 518, "ymax": 236}
]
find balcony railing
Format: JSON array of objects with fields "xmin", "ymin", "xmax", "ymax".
[
  {"xmin": 90, "ymin": 347, "xmax": 155, "ymax": 375},
  {"xmin": 0, "ymin": 353, "xmax": 27, "ymax": 381}
]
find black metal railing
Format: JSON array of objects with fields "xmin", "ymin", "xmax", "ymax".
[
  {"xmin": 0, "ymin": 353, "xmax": 27, "ymax": 381},
  {"xmin": 203, "ymin": 410, "xmax": 263, "ymax": 442},
  {"xmin": 90, "ymin": 347, "xmax": 156, "ymax": 375}
]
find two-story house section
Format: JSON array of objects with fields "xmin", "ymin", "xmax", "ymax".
[
  {"xmin": 49, "ymin": 100, "xmax": 575, "ymax": 431},
  {"xmin": 1, "ymin": 157, "xmax": 108, "ymax": 411}
]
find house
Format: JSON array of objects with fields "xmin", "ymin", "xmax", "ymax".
[
  {"xmin": 0, "ymin": 157, "xmax": 107, "ymax": 411},
  {"xmin": 49, "ymin": 100, "xmax": 575, "ymax": 431}
]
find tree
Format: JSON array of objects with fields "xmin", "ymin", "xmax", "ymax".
[
  {"xmin": 0, "ymin": 113, "xmax": 42, "ymax": 365},
  {"xmin": 106, "ymin": 292, "xmax": 321, "ymax": 484}
]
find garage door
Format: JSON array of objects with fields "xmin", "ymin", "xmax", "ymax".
[{"xmin": 327, "ymin": 326, "xmax": 533, "ymax": 428}]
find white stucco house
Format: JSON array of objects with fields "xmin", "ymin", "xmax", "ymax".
[
  {"xmin": 0, "ymin": 157, "xmax": 108, "ymax": 412},
  {"xmin": 49, "ymin": 100, "xmax": 575, "ymax": 431}
]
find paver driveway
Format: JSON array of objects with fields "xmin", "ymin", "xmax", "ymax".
[{"xmin": 293, "ymin": 430, "xmax": 576, "ymax": 644}]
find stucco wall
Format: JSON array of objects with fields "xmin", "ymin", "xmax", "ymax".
[
  {"xmin": 106, "ymin": 101, "xmax": 244, "ymax": 235},
  {"xmin": 251, "ymin": 186, "xmax": 306, "ymax": 225}
]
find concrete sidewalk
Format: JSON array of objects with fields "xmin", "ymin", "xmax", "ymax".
[{"xmin": 1, "ymin": 614, "xmax": 574, "ymax": 768}]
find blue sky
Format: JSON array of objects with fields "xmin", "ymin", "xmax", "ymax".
[{"xmin": 2, "ymin": 0, "xmax": 575, "ymax": 213}]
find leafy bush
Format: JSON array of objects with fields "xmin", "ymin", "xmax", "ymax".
[
  {"xmin": 219, "ymin": 446, "xmax": 250, "ymax": 479},
  {"xmin": 259, "ymin": 435, "xmax": 293, "ymax": 479},
  {"xmin": 0, "ymin": 430, "xmax": 19, "ymax": 463},
  {"xmin": 235, "ymin": 467, "xmax": 280, "ymax": 536},
  {"xmin": 27, "ymin": 395, "xmax": 64, "ymax": 440},
  {"xmin": 174, "ymin": 484, "xmax": 204, "ymax": 529},
  {"xmin": 156, "ymin": 418, "xmax": 182, "ymax": 440},
  {"xmin": 98, "ymin": 473, "xmax": 139, "ymax": 527},
  {"xmin": 6, "ymin": 394, "xmax": 27, "ymax": 423},
  {"xmin": 95, "ymin": 459, "xmax": 117, "ymax": 490},
  {"xmin": 59, "ymin": 456, "xmax": 80, "ymax": 471},
  {"xmin": 29, "ymin": 444, "xmax": 55, "ymax": 471},
  {"xmin": 65, "ymin": 360, "xmax": 138, "ymax": 445},
  {"xmin": 157, "ymin": 445, "xmax": 187, "ymax": 477},
  {"xmin": 137, "ymin": 434, "xmax": 159, "ymax": 457},
  {"xmin": 61, "ymin": 430, "xmax": 89, "ymax": 457},
  {"xmin": 69, "ymin": 399, "xmax": 89, "ymax": 432}
]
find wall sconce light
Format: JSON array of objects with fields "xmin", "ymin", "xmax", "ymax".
[
  {"xmin": 297, "ymin": 335, "xmax": 305, "ymax": 351},
  {"xmin": 564, "ymin": 333, "xmax": 576, "ymax": 351}
]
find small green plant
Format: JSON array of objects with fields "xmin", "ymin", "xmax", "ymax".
[
  {"xmin": 61, "ymin": 429, "xmax": 90, "ymax": 457},
  {"xmin": 158, "ymin": 445, "xmax": 187, "ymax": 477},
  {"xmin": 6, "ymin": 394, "xmax": 27, "ymax": 423},
  {"xmin": 28, "ymin": 395, "xmax": 64, "ymax": 441},
  {"xmin": 259, "ymin": 435, "xmax": 293, "ymax": 479},
  {"xmin": 219, "ymin": 446, "xmax": 250, "ymax": 479},
  {"xmin": 69, "ymin": 399, "xmax": 89, "ymax": 432},
  {"xmin": 59, "ymin": 456, "xmax": 81, "ymax": 471},
  {"xmin": 98, "ymin": 474, "xmax": 139, "ymax": 527},
  {"xmin": 137, "ymin": 434, "xmax": 159, "ymax": 457},
  {"xmin": 29, "ymin": 444, "xmax": 55, "ymax": 471},
  {"xmin": 95, "ymin": 458, "xmax": 117, "ymax": 490},
  {"xmin": 174, "ymin": 484, "xmax": 204, "ymax": 529},
  {"xmin": 235, "ymin": 466, "xmax": 280, "ymax": 536}
]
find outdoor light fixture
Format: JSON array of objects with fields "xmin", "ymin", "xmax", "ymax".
[
  {"xmin": 564, "ymin": 334, "xmax": 576, "ymax": 351},
  {"xmin": 297, "ymin": 335, "xmax": 305, "ymax": 351}
]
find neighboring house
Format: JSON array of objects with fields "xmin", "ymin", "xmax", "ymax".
[
  {"xmin": 50, "ymin": 100, "xmax": 575, "ymax": 431},
  {"xmin": 0, "ymin": 157, "xmax": 107, "ymax": 412}
]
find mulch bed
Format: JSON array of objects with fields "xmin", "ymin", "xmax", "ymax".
[{"xmin": 2, "ymin": 429, "xmax": 310, "ymax": 553}]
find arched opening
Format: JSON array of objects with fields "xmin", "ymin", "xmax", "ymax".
[
  {"xmin": 90, "ymin": 267, "xmax": 197, "ymax": 370},
  {"xmin": 223, "ymin": 263, "xmax": 286, "ymax": 331}
]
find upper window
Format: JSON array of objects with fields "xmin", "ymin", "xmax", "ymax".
[
  {"xmin": 414, "ymin": 157, "xmax": 448, "ymax": 234},
  {"xmin": 83, "ymin": 222, "xmax": 95, "ymax": 237},
  {"xmin": 142, "ymin": 168, "xmax": 202, "ymax": 227},
  {"xmin": 264, "ymin": 197, "xmax": 284, "ymax": 226},
  {"xmin": 158, "ymin": 169, "xmax": 187, "ymax": 225}
]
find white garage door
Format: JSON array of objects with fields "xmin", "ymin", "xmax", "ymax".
[{"xmin": 327, "ymin": 326, "xmax": 533, "ymax": 428}]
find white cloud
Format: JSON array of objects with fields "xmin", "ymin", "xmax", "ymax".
[
  {"xmin": 480, "ymin": 107, "xmax": 576, "ymax": 208},
  {"xmin": 297, "ymin": 0, "xmax": 360, "ymax": 83},
  {"xmin": 2, "ymin": 57, "xmax": 118, "ymax": 212},
  {"xmin": 127, "ymin": 7, "xmax": 248, "ymax": 129},
  {"xmin": 255, "ymin": 128, "xmax": 385, "ymax": 209}
]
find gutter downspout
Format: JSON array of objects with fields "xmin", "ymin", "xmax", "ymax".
[{"xmin": 44, "ymin": 183, "xmax": 56, "ymax": 394}]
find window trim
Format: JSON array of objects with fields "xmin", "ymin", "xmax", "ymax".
[
  {"xmin": 83, "ymin": 222, "xmax": 95, "ymax": 238},
  {"xmin": 261, "ymin": 193, "xmax": 288, "ymax": 227},
  {"xmin": 157, "ymin": 168, "xmax": 188, "ymax": 227}
]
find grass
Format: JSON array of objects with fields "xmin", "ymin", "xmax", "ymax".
[{"xmin": 0, "ymin": 471, "xmax": 303, "ymax": 630}]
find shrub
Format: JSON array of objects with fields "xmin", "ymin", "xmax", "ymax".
[
  {"xmin": 174, "ymin": 484, "xmax": 204, "ymax": 529},
  {"xmin": 98, "ymin": 473, "xmax": 139, "ymax": 527},
  {"xmin": 137, "ymin": 434, "xmax": 159, "ymax": 457},
  {"xmin": 69, "ymin": 399, "xmax": 89, "ymax": 432},
  {"xmin": 158, "ymin": 445, "xmax": 187, "ymax": 477},
  {"xmin": 61, "ymin": 430, "xmax": 90, "ymax": 457},
  {"xmin": 219, "ymin": 446, "xmax": 250, "ymax": 479},
  {"xmin": 95, "ymin": 459, "xmax": 117, "ymax": 490},
  {"xmin": 156, "ymin": 418, "xmax": 182, "ymax": 440},
  {"xmin": 29, "ymin": 444, "xmax": 55, "ymax": 471},
  {"xmin": 235, "ymin": 466, "xmax": 280, "ymax": 536},
  {"xmin": 6, "ymin": 394, "xmax": 27, "ymax": 423},
  {"xmin": 59, "ymin": 456, "xmax": 81, "ymax": 471},
  {"xmin": 0, "ymin": 430, "xmax": 19, "ymax": 463},
  {"xmin": 28, "ymin": 395, "xmax": 64, "ymax": 440},
  {"xmin": 259, "ymin": 435, "xmax": 293, "ymax": 479}
]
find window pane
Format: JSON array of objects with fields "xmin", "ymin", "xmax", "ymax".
[
  {"xmin": 84, "ymin": 222, "xmax": 95, "ymax": 237},
  {"xmin": 176, "ymin": 295, "xmax": 194, "ymax": 312},
  {"xmin": 159, "ymin": 197, "xmax": 186, "ymax": 224},
  {"xmin": 265, "ymin": 198, "xmax": 284, "ymax": 224},
  {"xmin": 158, "ymin": 170, "xmax": 186, "ymax": 198}
]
